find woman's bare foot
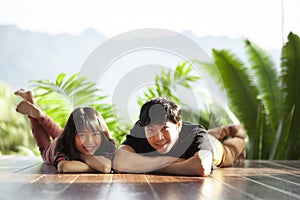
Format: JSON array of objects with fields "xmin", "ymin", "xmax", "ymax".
[
  {"xmin": 14, "ymin": 89, "xmax": 35, "ymax": 104},
  {"xmin": 16, "ymin": 101, "xmax": 44, "ymax": 119}
]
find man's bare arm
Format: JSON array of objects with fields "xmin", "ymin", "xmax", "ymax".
[
  {"xmin": 113, "ymin": 145, "xmax": 177, "ymax": 173},
  {"xmin": 156, "ymin": 150, "xmax": 212, "ymax": 176}
]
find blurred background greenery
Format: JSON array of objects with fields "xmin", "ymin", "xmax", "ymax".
[{"xmin": 1, "ymin": 32, "xmax": 299, "ymax": 160}]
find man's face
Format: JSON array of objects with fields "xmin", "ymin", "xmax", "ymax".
[{"xmin": 145, "ymin": 121, "xmax": 181, "ymax": 154}]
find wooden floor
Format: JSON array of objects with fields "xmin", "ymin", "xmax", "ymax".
[{"xmin": 0, "ymin": 156, "xmax": 299, "ymax": 200}]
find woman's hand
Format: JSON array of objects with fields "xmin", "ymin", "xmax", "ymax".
[{"xmin": 80, "ymin": 154, "xmax": 112, "ymax": 173}]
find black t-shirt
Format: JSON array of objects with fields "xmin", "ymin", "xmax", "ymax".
[{"xmin": 122, "ymin": 121, "xmax": 213, "ymax": 159}]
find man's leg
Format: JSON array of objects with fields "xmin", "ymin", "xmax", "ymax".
[
  {"xmin": 208, "ymin": 124, "xmax": 247, "ymax": 167},
  {"xmin": 208, "ymin": 124, "xmax": 247, "ymax": 140},
  {"xmin": 207, "ymin": 134, "xmax": 224, "ymax": 167},
  {"xmin": 221, "ymin": 137, "xmax": 246, "ymax": 167}
]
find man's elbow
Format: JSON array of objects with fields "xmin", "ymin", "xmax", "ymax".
[
  {"xmin": 202, "ymin": 168, "xmax": 211, "ymax": 176},
  {"xmin": 193, "ymin": 165, "xmax": 211, "ymax": 176},
  {"xmin": 113, "ymin": 154, "xmax": 131, "ymax": 172}
]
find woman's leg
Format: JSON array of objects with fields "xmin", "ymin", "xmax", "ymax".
[
  {"xmin": 16, "ymin": 101, "xmax": 61, "ymax": 164},
  {"xmin": 28, "ymin": 117, "xmax": 53, "ymax": 163},
  {"xmin": 37, "ymin": 115, "xmax": 63, "ymax": 139},
  {"xmin": 15, "ymin": 89, "xmax": 62, "ymax": 139}
]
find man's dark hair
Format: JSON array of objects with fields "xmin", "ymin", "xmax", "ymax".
[{"xmin": 138, "ymin": 97, "xmax": 182, "ymax": 127}]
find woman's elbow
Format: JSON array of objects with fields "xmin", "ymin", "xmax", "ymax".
[{"xmin": 57, "ymin": 161, "xmax": 69, "ymax": 173}]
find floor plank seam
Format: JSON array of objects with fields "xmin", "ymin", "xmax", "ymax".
[
  {"xmin": 210, "ymin": 176, "xmax": 259, "ymax": 200},
  {"xmin": 242, "ymin": 176, "xmax": 300, "ymax": 199},
  {"xmin": 13, "ymin": 163, "xmax": 42, "ymax": 173},
  {"xmin": 30, "ymin": 174, "xmax": 46, "ymax": 183},
  {"xmin": 103, "ymin": 174, "xmax": 114, "ymax": 199},
  {"xmin": 265, "ymin": 161, "xmax": 300, "ymax": 170},
  {"xmin": 144, "ymin": 175, "xmax": 161, "ymax": 200},
  {"xmin": 265, "ymin": 174, "xmax": 300, "ymax": 186},
  {"xmin": 70, "ymin": 174, "xmax": 79, "ymax": 184}
]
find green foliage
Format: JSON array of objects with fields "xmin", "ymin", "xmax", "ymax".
[
  {"xmin": 136, "ymin": 62, "xmax": 230, "ymax": 127},
  {"xmin": 0, "ymin": 82, "xmax": 37, "ymax": 155},
  {"xmin": 206, "ymin": 32, "xmax": 300, "ymax": 159},
  {"xmin": 30, "ymin": 73, "xmax": 127, "ymax": 146},
  {"xmin": 273, "ymin": 32, "xmax": 300, "ymax": 159},
  {"xmin": 137, "ymin": 62, "xmax": 200, "ymax": 105},
  {"xmin": 211, "ymin": 49, "xmax": 264, "ymax": 158}
]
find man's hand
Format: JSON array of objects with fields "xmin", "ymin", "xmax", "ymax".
[{"xmin": 156, "ymin": 151, "xmax": 212, "ymax": 176}]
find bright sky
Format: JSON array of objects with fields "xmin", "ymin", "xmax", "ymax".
[{"xmin": 0, "ymin": 0, "xmax": 299, "ymax": 50}]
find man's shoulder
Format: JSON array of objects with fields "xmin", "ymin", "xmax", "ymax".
[
  {"xmin": 182, "ymin": 121, "xmax": 206, "ymax": 130},
  {"xmin": 180, "ymin": 121, "xmax": 208, "ymax": 137},
  {"xmin": 128, "ymin": 122, "xmax": 145, "ymax": 137}
]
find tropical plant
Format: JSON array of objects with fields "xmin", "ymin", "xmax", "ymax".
[
  {"xmin": 0, "ymin": 82, "xmax": 37, "ymax": 155},
  {"xmin": 202, "ymin": 32, "xmax": 300, "ymax": 159},
  {"xmin": 136, "ymin": 62, "xmax": 231, "ymax": 128},
  {"xmin": 30, "ymin": 73, "xmax": 128, "ymax": 146}
]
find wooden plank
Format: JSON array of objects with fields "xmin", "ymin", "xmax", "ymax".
[
  {"xmin": 145, "ymin": 174, "xmax": 255, "ymax": 200},
  {"xmin": 0, "ymin": 157, "xmax": 45, "ymax": 199},
  {"xmin": 211, "ymin": 161, "xmax": 300, "ymax": 200},
  {"xmin": 0, "ymin": 156, "xmax": 42, "ymax": 177},
  {"xmin": 13, "ymin": 174, "xmax": 79, "ymax": 200},
  {"xmin": 106, "ymin": 174, "xmax": 157, "ymax": 199},
  {"xmin": 244, "ymin": 175, "xmax": 300, "ymax": 199},
  {"xmin": 243, "ymin": 160, "xmax": 299, "ymax": 170},
  {"xmin": 145, "ymin": 175, "xmax": 206, "ymax": 200},
  {"xmin": 0, "ymin": 157, "xmax": 300, "ymax": 200},
  {"xmin": 0, "ymin": 173, "xmax": 44, "ymax": 200},
  {"xmin": 211, "ymin": 174, "xmax": 300, "ymax": 200},
  {"xmin": 267, "ymin": 173, "xmax": 300, "ymax": 185},
  {"xmin": 269, "ymin": 160, "xmax": 300, "ymax": 169},
  {"xmin": 58, "ymin": 174, "xmax": 113, "ymax": 200}
]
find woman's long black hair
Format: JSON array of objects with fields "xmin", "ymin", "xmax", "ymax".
[{"xmin": 55, "ymin": 107, "xmax": 116, "ymax": 160}]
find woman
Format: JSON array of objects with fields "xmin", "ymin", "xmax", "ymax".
[{"xmin": 15, "ymin": 89, "xmax": 116, "ymax": 173}]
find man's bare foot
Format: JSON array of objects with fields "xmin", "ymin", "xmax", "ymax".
[
  {"xmin": 208, "ymin": 126, "xmax": 228, "ymax": 140},
  {"xmin": 228, "ymin": 124, "xmax": 247, "ymax": 139},
  {"xmin": 14, "ymin": 89, "xmax": 35, "ymax": 104},
  {"xmin": 16, "ymin": 101, "xmax": 44, "ymax": 119},
  {"xmin": 234, "ymin": 148, "xmax": 246, "ymax": 165}
]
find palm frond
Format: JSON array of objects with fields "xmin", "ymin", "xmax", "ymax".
[
  {"xmin": 30, "ymin": 73, "xmax": 120, "ymax": 138},
  {"xmin": 277, "ymin": 32, "xmax": 300, "ymax": 159},
  {"xmin": 245, "ymin": 40, "xmax": 281, "ymax": 130},
  {"xmin": 212, "ymin": 49, "xmax": 263, "ymax": 158}
]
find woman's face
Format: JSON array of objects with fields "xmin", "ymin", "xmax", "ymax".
[{"xmin": 75, "ymin": 128, "xmax": 102, "ymax": 155}]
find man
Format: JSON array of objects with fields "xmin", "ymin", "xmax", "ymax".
[{"xmin": 113, "ymin": 97, "xmax": 246, "ymax": 176}]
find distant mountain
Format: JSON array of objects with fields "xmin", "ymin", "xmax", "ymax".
[
  {"xmin": 0, "ymin": 25, "xmax": 106, "ymax": 89},
  {"xmin": 0, "ymin": 25, "xmax": 280, "ymax": 90}
]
